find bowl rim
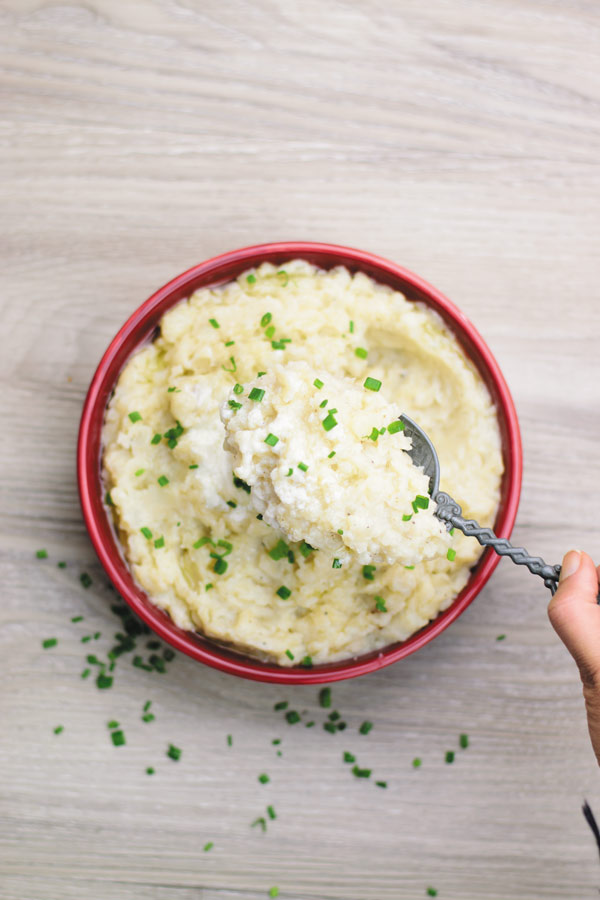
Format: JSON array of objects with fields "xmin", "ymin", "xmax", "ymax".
[{"xmin": 78, "ymin": 241, "xmax": 522, "ymax": 684}]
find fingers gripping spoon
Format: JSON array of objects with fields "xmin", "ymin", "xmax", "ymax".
[{"xmin": 401, "ymin": 415, "xmax": 568, "ymax": 597}]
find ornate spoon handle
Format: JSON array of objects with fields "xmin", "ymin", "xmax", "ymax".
[{"xmin": 435, "ymin": 491, "xmax": 563, "ymax": 595}]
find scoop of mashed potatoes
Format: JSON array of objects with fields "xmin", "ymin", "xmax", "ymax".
[
  {"xmin": 102, "ymin": 260, "xmax": 503, "ymax": 666},
  {"xmin": 222, "ymin": 361, "xmax": 450, "ymax": 566}
]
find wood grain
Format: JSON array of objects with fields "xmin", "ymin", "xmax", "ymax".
[{"xmin": 1, "ymin": 2, "xmax": 600, "ymax": 898}]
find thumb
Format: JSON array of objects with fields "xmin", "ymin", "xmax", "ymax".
[{"xmin": 548, "ymin": 551, "xmax": 600, "ymax": 685}]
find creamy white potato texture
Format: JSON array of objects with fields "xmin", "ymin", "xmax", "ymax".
[
  {"xmin": 222, "ymin": 361, "xmax": 450, "ymax": 567},
  {"xmin": 103, "ymin": 261, "xmax": 503, "ymax": 665}
]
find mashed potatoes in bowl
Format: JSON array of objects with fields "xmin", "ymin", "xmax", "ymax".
[{"xmin": 101, "ymin": 259, "xmax": 504, "ymax": 668}]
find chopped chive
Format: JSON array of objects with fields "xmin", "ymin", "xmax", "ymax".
[
  {"xmin": 107, "ymin": 720, "xmax": 120, "ymax": 729},
  {"xmin": 205, "ymin": 583, "xmax": 214, "ymax": 591},
  {"xmin": 272, "ymin": 740, "xmax": 282, "ymax": 746},
  {"xmin": 305, "ymin": 721, "xmax": 315, "ymax": 728},
  {"xmin": 140, "ymin": 527, "xmax": 153, "ymax": 540},
  {"xmin": 146, "ymin": 767, "xmax": 155, "ymax": 775},
  {"xmin": 274, "ymin": 701, "xmax": 288, "ymax": 711},
  {"xmin": 459, "ymin": 733, "xmax": 469, "ymax": 749},
  {"xmin": 143, "ymin": 700, "xmax": 152, "ymax": 712},
  {"xmin": 349, "ymin": 320, "xmax": 354, "ymax": 333},
  {"xmin": 269, "ymin": 888, "xmax": 279, "ymax": 899},
  {"xmin": 285, "ymin": 649, "xmax": 294, "ymax": 660},
  {"xmin": 300, "ymin": 655, "xmax": 313, "ymax": 668},
  {"xmin": 53, "ymin": 725, "xmax": 64, "ymax": 735},
  {"xmin": 247, "ymin": 274, "xmax": 256, "ymax": 284},
  {"xmin": 167, "ymin": 386, "xmax": 176, "ymax": 392},
  {"xmin": 142, "ymin": 713, "xmax": 155, "ymax": 723},
  {"xmin": 42, "ymin": 638, "xmax": 57, "ymax": 649},
  {"xmin": 251, "ymin": 817, "xmax": 267, "ymax": 832},
  {"xmin": 362, "ymin": 564, "xmax": 376, "ymax": 581},
  {"xmin": 233, "ymin": 383, "xmax": 244, "ymax": 395},
  {"xmin": 319, "ymin": 687, "xmax": 332, "ymax": 708},
  {"xmin": 249, "ymin": 387, "xmax": 265, "ymax": 402},
  {"xmin": 496, "ymin": 634, "xmax": 506, "ymax": 641},
  {"xmin": 412, "ymin": 500, "xmax": 419, "ymax": 514},
  {"xmin": 313, "ymin": 378, "xmax": 324, "ymax": 389},
  {"xmin": 405, "ymin": 565, "xmax": 415, "ymax": 570},
  {"xmin": 71, "ymin": 615, "xmax": 83, "ymax": 623},
  {"xmin": 264, "ymin": 433, "xmax": 279, "ymax": 446},
  {"xmin": 276, "ymin": 585, "xmax": 291, "ymax": 600},
  {"xmin": 228, "ymin": 399, "xmax": 242, "ymax": 410},
  {"xmin": 324, "ymin": 721, "xmax": 337, "ymax": 734},
  {"xmin": 157, "ymin": 475, "xmax": 169, "ymax": 487},
  {"xmin": 343, "ymin": 752, "xmax": 356, "ymax": 763},
  {"xmin": 81, "ymin": 668, "xmax": 91, "ymax": 679},
  {"xmin": 93, "ymin": 631, "xmax": 101, "ymax": 640},
  {"xmin": 447, "ymin": 548, "xmax": 456, "ymax": 561},
  {"xmin": 359, "ymin": 721, "xmax": 373, "ymax": 736},
  {"xmin": 135, "ymin": 468, "xmax": 145, "ymax": 477},
  {"xmin": 111, "ymin": 729, "xmax": 126, "ymax": 747},
  {"xmin": 80, "ymin": 571, "xmax": 93, "ymax": 588},
  {"xmin": 260, "ymin": 312, "xmax": 272, "ymax": 327},
  {"xmin": 154, "ymin": 536, "xmax": 165, "ymax": 549},
  {"xmin": 285, "ymin": 468, "xmax": 293, "ymax": 476},
  {"xmin": 193, "ymin": 536, "xmax": 214, "ymax": 549},
  {"xmin": 269, "ymin": 539, "xmax": 289, "ymax": 560},
  {"xmin": 233, "ymin": 476, "xmax": 251, "ymax": 493},
  {"xmin": 375, "ymin": 596, "xmax": 387, "ymax": 612},
  {"xmin": 449, "ymin": 527, "xmax": 455, "ymax": 536},
  {"xmin": 203, "ymin": 841, "xmax": 214, "ymax": 852},
  {"xmin": 355, "ymin": 347, "xmax": 368, "ymax": 359},
  {"xmin": 267, "ymin": 805, "xmax": 276, "ymax": 820},
  {"xmin": 364, "ymin": 376, "xmax": 382, "ymax": 392},
  {"xmin": 209, "ymin": 318, "xmax": 220, "ymax": 328},
  {"xmin": 352, "ymin": 765, "xmax": 371, "ymax": 778},
  {"xmin": 285, "ymin": 710, "xmax": 300, "ymax": 724},
  {"xmin": 105, "ymin": 491, "xmax": 114, "ymax": 506},
  {"xmin": 167, "ymin": 744, "xmax": 182, "ymax": 761},
  {"xmin": 402, "ymin": 514, "xmax": 413, "ymax": 521},
  {"xmin": 258, "ymin": 773, "xmax": 270, "ymax": 784},
  {"xmin": 81, "ymin": 635, "xmax": 92, "ymax": 643},
  {"xmin": 151, "ymin": 433, "xmax": 162, "ymax": 444},
  {"xmin": 297, "ymin": 462, "xmax": 308, "ymax": 472},
  {"xmin": 225, "ymin": 340, "xmax": 235, "ymax": 347},
  {"xmin": 337, "ymin": 528, "xmax": 344, "ymax": 535},
  {"xmin": 427, "ymin": 890, "xmax": 438, "ymax": 898},
  {"xmin": 287, "ymin": 550, "xmax": 295, "ymax": 564},
  {"xmin": 128, "ymin": 411, "xmax": 142, "ymax": 423},
  {"xmin": 322, "ymin": 413, "xmax": 338, "ymax": 432},
  {"xmin": 412, "ymin": 758, "xmax": 422, "ymax": 768},
  {"xmin": 328, "ymin": 711, "xmax": 340, "ymax": 722},
  {"xmin": 97, "ymin": 673, "xmax": 113, "ymax": 690},
  {"xmin": 299, "ymin": 541, "xmax": 314, "ymax": 558},
  {"xmin": 328, "ymin": 451, "xmax": 336, "ymax": 458},
  {"xmin": 222, "ymin": 356, "xmax": 237, "ymax": 373},
  {"xmin": 36, "ymin": 549, "xmax": 48, "ymax": 559},
  {"xmin": 257, "ymin": 371, "xmax": 266, "ymax": 377},
  {"xmin": 216, "ymin": 539, "xmax": 233, "ymax": 556},
  {"xmin": 368, "ymin": 427, "xmax": 379, "ymax": 441},
  {"xmin": 58, "ymin": 561, "xmax": 67, "ymax": 568},
  {"xmin": 213, "ymin": 557, "xmax": 228, "ymax": 575},
  {"xmin": 445, "ymin": 751, "xmax": 455, "ymax": 764},
  {"xmin": 319, "ymin": 399, "xmax": 328, "ymax": 408},
  {"xmin": 387, "ymin": 420, "xmax": 404, "ymax": 434},
  {"xmin": 265, "ymin": 325, "xmax": 276, "ymax": 339},
  {"xmin": 415, "ymin": 495, "xmax": 429, "ymax": 509},
  {"xmin": 375, "ymin": 781, "xmax": 388, "ymax": 788},
  {"xmin": 332, "ymin": 558, "xmax": 342, "ymax": 569}
]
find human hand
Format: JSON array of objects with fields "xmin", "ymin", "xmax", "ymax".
[{"xmin": 548, "ymin": 551, "xmax": 600, "ymax": 764}]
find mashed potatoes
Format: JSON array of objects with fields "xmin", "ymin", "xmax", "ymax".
[
  {"xmin": 222, "ymin": 361, "xmax": 450, "ymax": 567},
  {"xmin": 102, "ymin": 260, "xmax": 503, "ymax": 665}
]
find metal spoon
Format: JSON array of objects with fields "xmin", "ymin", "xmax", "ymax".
[{"xmin": 400, "ymin": 414, "xmax": 564, "ymax": 595}]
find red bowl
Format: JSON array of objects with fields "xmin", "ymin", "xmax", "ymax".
[{"xmin": 78, "ymin": 242, "xmax": 521, "ymax": 684}]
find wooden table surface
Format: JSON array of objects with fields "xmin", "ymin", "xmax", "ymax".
[{"xmin": 2, "ymin": 2, "xmax": 600, "ymax": 898}]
